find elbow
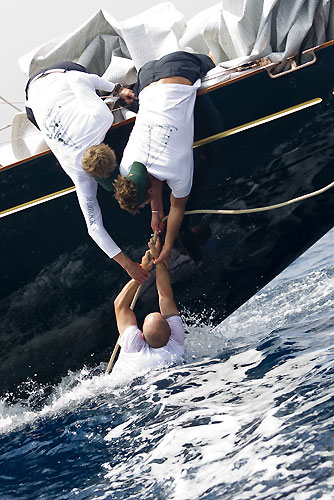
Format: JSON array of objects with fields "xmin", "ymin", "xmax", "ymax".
[
  {"xmin": 114, "ymin": 293, "xmax": 127, "ymax": 314},
  {"xmin": 87, "ymin": 223, "xmax": 103, "ymax": 247},
  {"xmin": 114, "ymin": 295, "xmax": 122, "ymax": 313},
  {"xmin": 87, "ymin": 223, "xmax": 98, "ymax": 239}
]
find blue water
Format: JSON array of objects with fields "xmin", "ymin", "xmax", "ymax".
[{"xmin": 0, "ymin": 230, "xmax": 333, "ymax": 500}]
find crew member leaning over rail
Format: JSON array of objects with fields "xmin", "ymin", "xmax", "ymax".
[
  {"xmin": 25, "ymin": 61, "xmax": 149, "ymax": 284},
  {"xmin": 113, "ymin": 51, "xmax": 215, "ymax": 266}
]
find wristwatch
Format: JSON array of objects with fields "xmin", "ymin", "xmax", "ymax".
[{"xmin": 112, "ymin": 83, "xmax": 123, "ymax": 96}]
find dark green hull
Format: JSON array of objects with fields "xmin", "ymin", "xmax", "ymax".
[{"xmin": 1, "ymin": 43, "xmax": 334, "ymax": 397}]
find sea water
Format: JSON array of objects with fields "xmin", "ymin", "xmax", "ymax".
[{"xmin": 0, "ymin": 229, "xmax": 333, "ymax": 500}]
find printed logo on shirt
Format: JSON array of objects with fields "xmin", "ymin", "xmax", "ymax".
[
  {"xmin": 87, "ymin": 197, "xmax": 98, "ymax": 229},
  {"xmin": 145, "ymin": 124, "xmax": 178, "ymax": 167},
  {"xmin": 43, "ymin": 106, "xmax": 79, "ymax": 148}
]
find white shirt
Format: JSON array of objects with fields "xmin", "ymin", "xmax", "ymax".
[
  {"xmin": 112, "ymin": 315, "xmax": 185, "ymax": 379},
  {"xmin": 120, "ymin": 79, "xmax": 201, "ymax": 198},
  {"xmin": 27, "ymin": 71, "xmax": 121, "ymax": 258}
]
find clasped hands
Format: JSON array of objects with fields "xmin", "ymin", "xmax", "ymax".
[
  {"xmin": 150, "ymin": 213, "xmax": 171, "ymax": 265},
  {"xmin": 140, "ymin": 236, "xmax": 163, "ymax": 273}
]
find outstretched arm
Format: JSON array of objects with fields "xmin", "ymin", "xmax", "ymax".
[
  {"xmin": 113, "ymin": 251, "xmax": 151, "ymax": 284},
  {"xmin": 148, "ymin": 237, "xmax": 179, "ymax": 316},
  {"xmin": 67, "ymin": 72, "xmax": 137, "ymax": 108},
  {"xmin": 73, "ymin": 171, "xmax": 150, "ymax": 283},
  {"xmin": 155, "ymin": 194, "xmax": 189, "ymax": 265},
  {"xmin": 148, "ymin": 175, "xmax": 165, "ymax": 234},
  {"xmin": 114, "ymin": 250, "xmax": 153, "ymax": 334},
  {"xmin": 114, "ymin": 279, "xmax": 140, "ymax": 335}
]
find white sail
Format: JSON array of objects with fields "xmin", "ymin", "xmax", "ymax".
[{"xmin": 3, "ymin": 0, "xmax": 333, "ymax": 164}]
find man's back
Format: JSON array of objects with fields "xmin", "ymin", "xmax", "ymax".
[
  {"xmin": 120, "ymin": 80, "xmax": 201, "ymax": 199},
  {"xmin": 112, "ymin": 315, "xmax": 184, "ymax": 380},
  {"xmin": 28, "ymin": 71, "xmax": 114, "ymax": 173}
]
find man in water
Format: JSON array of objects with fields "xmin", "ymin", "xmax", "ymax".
[
  {"xmin": 112, "ymin": 236, "xmax": 184, "ymax": 378},
  {"xmin": 25, "ymin": 61, "xmax": 149, "ymax": 283},
  {"xmin": 113, "ymin": 51, "xmax": 215, "ymax": 265}
]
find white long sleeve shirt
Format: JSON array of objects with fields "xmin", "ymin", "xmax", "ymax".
[{"xmin": 27, "ymin": 71, "xmax": 121, "ymax": 258}]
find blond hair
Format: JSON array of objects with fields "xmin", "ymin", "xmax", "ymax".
[{"xmin": 82, "ymin": 144, "xmax": 117, "ymax": 178}]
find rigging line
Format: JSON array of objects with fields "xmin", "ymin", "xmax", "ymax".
[
  {"xmin": 105, "ymin": 178, "xmax": 334, "ymax": 375},
  {"xmin": 181, "ymin": 180, "xmax": 334, "ymax": 217},
  {"xmin": 0, "ymin": 95, "xmax": 22, "ymax": 112},
  {"xmin": 1, "ymin": 177, "xmax": 333, "ymax": 220},
  {"xmin": 200, "ymin": 63, "xmax": 266, "ymax": 85},
  {"xmin": 0, "ymin": 124, "xmax": 11, "ymax": 132},
  {"xmin": 104, "ymin": 179, "xmax": 334, "ymax": 374},
  {"xmin": 0, "ymin": 101, "xmax": 25, "ymax": 105},
  {"xmin": 2, "ymin": 176, "xmax": 333, "ymax": 377}
]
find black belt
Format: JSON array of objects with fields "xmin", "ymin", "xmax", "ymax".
[{"xmin": 27, "ymin": 68, "xmax": 67, "ymax": 91}]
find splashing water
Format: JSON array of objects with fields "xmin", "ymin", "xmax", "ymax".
[{"xmin": 0, "ymin": 230, "xmax": 333, "ymax": 500}]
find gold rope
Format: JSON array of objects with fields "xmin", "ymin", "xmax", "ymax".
[
  {"xmin": 105, "ymin": 179, "xmax": 334, "ymax": 374},
  {"xmin": 182, "ymin": 181, "xmax": 334, "ymax": 216}
]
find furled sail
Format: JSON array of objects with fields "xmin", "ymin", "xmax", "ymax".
[{"xmin": 9, "ymin": 0, "xmax": 334, "ymax": 161}]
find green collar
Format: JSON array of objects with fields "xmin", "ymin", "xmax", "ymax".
[
  {"xmin": 126, "ymin": 162, "xmax": 148, "ymax": 205},
  {"xmin": 95, "ymin": 167, "xmax": 119, "ymax": 192}
]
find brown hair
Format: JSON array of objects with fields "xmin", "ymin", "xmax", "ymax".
[
  {"xmin": 113, "ymin": 175, "xmax": 152, "ymax": 215},
  {"xmin": 82, "ymin": 144, "xmax": 117, "ymax": 178}
]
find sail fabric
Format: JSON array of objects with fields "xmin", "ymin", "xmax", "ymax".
[
  {"xmin": 19, "ymin": 1, "xmax": 334, "ymax": 82},
  {"xmin": 201, "ymin": 0, "xmax": 334, "ymax": 69},
  {"xmin": 12, "ymin": 0, "xmax": 334, "ymax": 161}
]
